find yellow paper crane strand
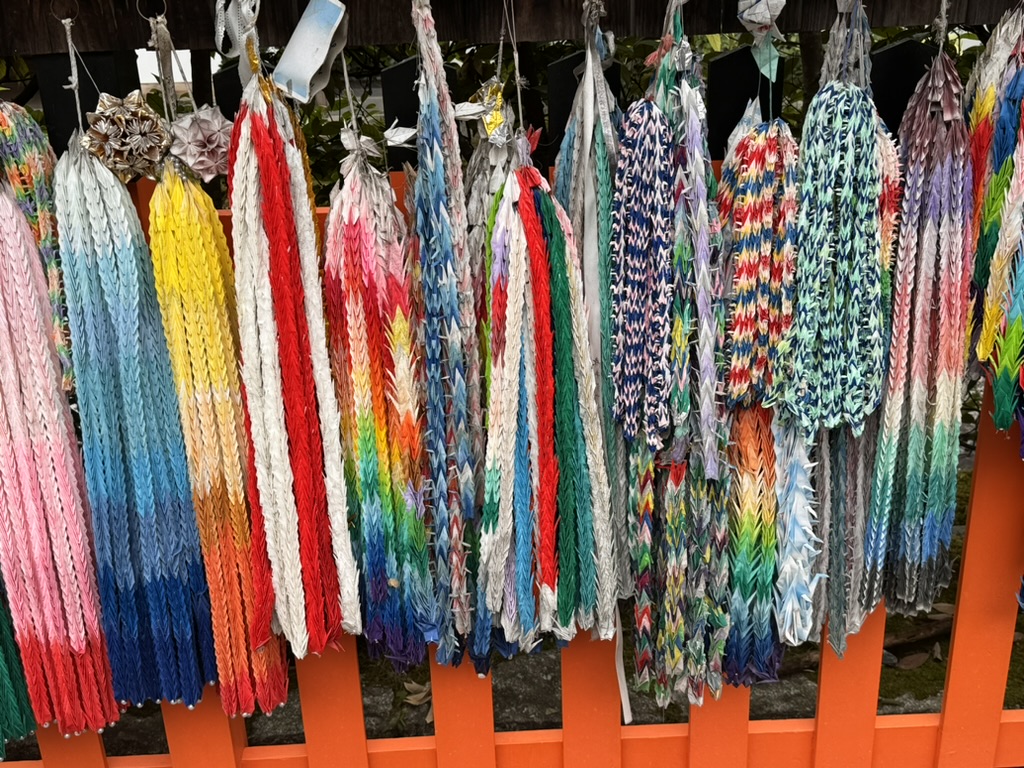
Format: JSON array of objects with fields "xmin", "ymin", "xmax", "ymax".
[{"xmin": 149, "ymin": 162, "xmax": 288, "ymax": 715}]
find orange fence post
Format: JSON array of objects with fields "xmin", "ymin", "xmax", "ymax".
[
  {"xmin": 295, "ymin": 636, "xmax": 370, "ymax": 768},
  {"xmin": 561, "ymin": 637, "xmax": 622, "ymax": 768},
  {"xmin": 688, "ymin": 685, "xmax": 750, "ymax": 768},
  {"xmin": 37, "ymin": 727, "xmax": 108, "ymax": 768},
  {"xmin": 813, "ymin": 607, "xmax": 887, "ymax": 767},
  {"xmin": 162, "ymin": 688, "xmax": 246, "ymax": 768},
  {"xmin": 429, "ymin": 648, "xmax": 497, "ymax": 768},
  {"xmin": 936, "ymin": 386, "xmax": 1024, "ymax": 768}
]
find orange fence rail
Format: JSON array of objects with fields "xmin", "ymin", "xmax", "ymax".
[{"xmin": 14, "ymin": 180, "xmax": 1020, "ymax": 768}]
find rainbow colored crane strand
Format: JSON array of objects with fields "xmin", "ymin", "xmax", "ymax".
[
  {"xmin": 725, "ymin": 406, "xmax": 781, "ymax": 684},
  {"xmin": 149, "ymin": 161, "xmax": 289, "ymax": 715},
  {"xmin": 994, "ymin": 128, "xmax": 1024, "ymax": 430},
  {"xmin": 681, "ymin": 81, "xmax": 731, "ymax": 707},
  {"xmin": 325, "ymin": 152, "xmax": 440, "ymax": 670},
  {"xmin": 865, "ymin": 52, "xmax": 973, "ymax": 617},
  {"xmin": 0, "ymin": 186, "xmax": 116, "ymax": 735},
  {"xmin": 966, "ymin": 7, "xmax": 1023, "ymax": 346},
  {"xmin": 230, "ymin": 56, "xmax": 360, "ymax": 658},
  {"xmin": 56, "ymin": 142, "xmax": 216, "ymax": 706},
  {"xmin": 0, "ymin": 102, "xmax": 72, "ymax": 389},
  {"xmin": 610, "ymin": 98, "xmax": 674, "ymax": 691},
  {"xmin": 717, "ymin": 117, "xmax": 810, "ymax": 661}
]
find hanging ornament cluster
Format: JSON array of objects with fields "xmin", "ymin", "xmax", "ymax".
[
  {"xmin": 82, "ymin": 91, "xmax": 170, "ymax": 182},
  {"xmin": 479, "ymin": 155, "xmax": 615, "ymax": 647},
  {"xmin": 0, "ymin": 102, "xmax": 73, "ymax": 389},
  {"xmin": 229, "ymin": 41, "xmax": 360, "ymax": 658},
  {"xmin": 324, "ymin": 144, "xmax": 437, "ymax": 671},
  {"xmin": 55, "ymin": 142, "xmax": 217, "ymax": 707},
  {"xmin": 865, "ymin": 47, "xmax": 973, "ymax": 617},
  {"xmin": 0, "ymin": 185, "xmax": 117, "ymax": 735},
  {"xmin": 148, "ymin": 161, "xmax": 289, "ymax": 716},
  {"xmin": 169, "ymin": 107, "xmax": 234, "ymax": 183}
]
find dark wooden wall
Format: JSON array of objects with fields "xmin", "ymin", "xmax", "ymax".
[{"xmin": 0, "ymin": 0, "xmax": 1015, "ymax": 56}]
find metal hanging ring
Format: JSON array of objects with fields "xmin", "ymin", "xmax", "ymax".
[
  {"xmin": 136, "ymin": 0, "xmax": 169, "ymax": 19},
  {"xmin": 50, "ymin": 0, "xmax": 80, "ymax": 22}
]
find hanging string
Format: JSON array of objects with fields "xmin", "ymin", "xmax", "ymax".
[
  {"xmin": 934, "ymin": 0, "xmax": 950, "ymax": 45},
  {"xmin": 61, "ymin": 18, "xmax": 101, "ymax": 134},
  {"xmin": 502, "ymin": 0, "xmax": 524, "ymax": 130}
]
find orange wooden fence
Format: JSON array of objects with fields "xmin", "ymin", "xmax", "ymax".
[{"xmin": 14, "ymin": 179, "xmax": 1021, "ymax": 768}]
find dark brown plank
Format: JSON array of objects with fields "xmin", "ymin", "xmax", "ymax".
[{"xmin": 0, "ymin": 0, "xmax": 1013, "ymax": 57}]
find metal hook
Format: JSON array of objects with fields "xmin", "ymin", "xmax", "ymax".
[
  {"xmin": 50, "ymin": 0, "xmax": 79, "ymax": 23},
  {"xmin": 136, "ymin": 0, "xmax": 169, "ymax": 19}
]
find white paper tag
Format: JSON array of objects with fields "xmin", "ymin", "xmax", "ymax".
[{"xmin": 272, "ymin": 0, "xmax": 348, "ymax": 103}]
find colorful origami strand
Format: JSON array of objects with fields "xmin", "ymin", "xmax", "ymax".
[
  {"xmin": 772, "ymin": 415, "xmax": 818, "ymax": 646},
  {"xmin": 725, "ymin": 406, "xmax": 781, "ymax": 685},
  {"xmin": 716, "ymin": 116, "xmax": 817, "ymax": 655},
  {"xmin": 966, "ymin": 6, "xmax": 1022, "ymax": 325},
  {"xmin": 325, "ymin": 149, "xmax": 441, "ymax": 670},
  {"xmin": 229, "ymin": 46, "xmax": 360, "ymax": 658},
  {"xmin": 480, "ymin": 169, "xmax": 529, "ymax": 644},
  {"xmin": 0, "ymin": 588, "xmax": 32, "ymax": 758},
  {"xmin": 464, "ymin": 107, "xmax": 515, "ymax": 670},
  {"xmin": 413, "ymin": 0, "xmax": 478, "ymax": 663},
  {"xmin": 55, "ymin": 141, "xmax": 216, "ymax": 706},
  {"xmin": 553, "ymin": 0, "xmax": 631, "ymax": 604},
  {"xmin": 646, "ymin": 13, "xmax": 695, "ymax": 708},
  {"xmin": 0, "ymin": 185, "xmax": 117, "ymax": 735},
  {"xmin": 715, "ymin": 111, "xmax": 796, "ymax": 684},
  {"xmin": 785, "ymin": 80, "xmax": 884, "ymax": 437},
  {"xmin": 674, "ymin": 52, "xmax": 732, "ymax": 707},
  {"xmin": 0, "ymin": 102, "xmax": 72, "ymax": 389},
  {"xmin": 148, "ymin": 161, "xmax": 289, "ymax": 715},
  {"xmin": 994, "ymin": 138, "xmax": 1024, "ymax": 431},
  {"xmin": 480, "ymin": 148, "xmax": 613, "ymax": 649},
  {"xmin": 610, "ymin": 97, "xmax": 674, "ymax": 691},
  {"xmin": 864, "ymin": 51, "xmax": 973, "ymax": 617},
  {"xmin": 719, "ymin": 120, "xmax": 799, "ymax": 407},
  {"xmin": 977, "ymin": 57, "xmax": 1024, "ymax": 366}
]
